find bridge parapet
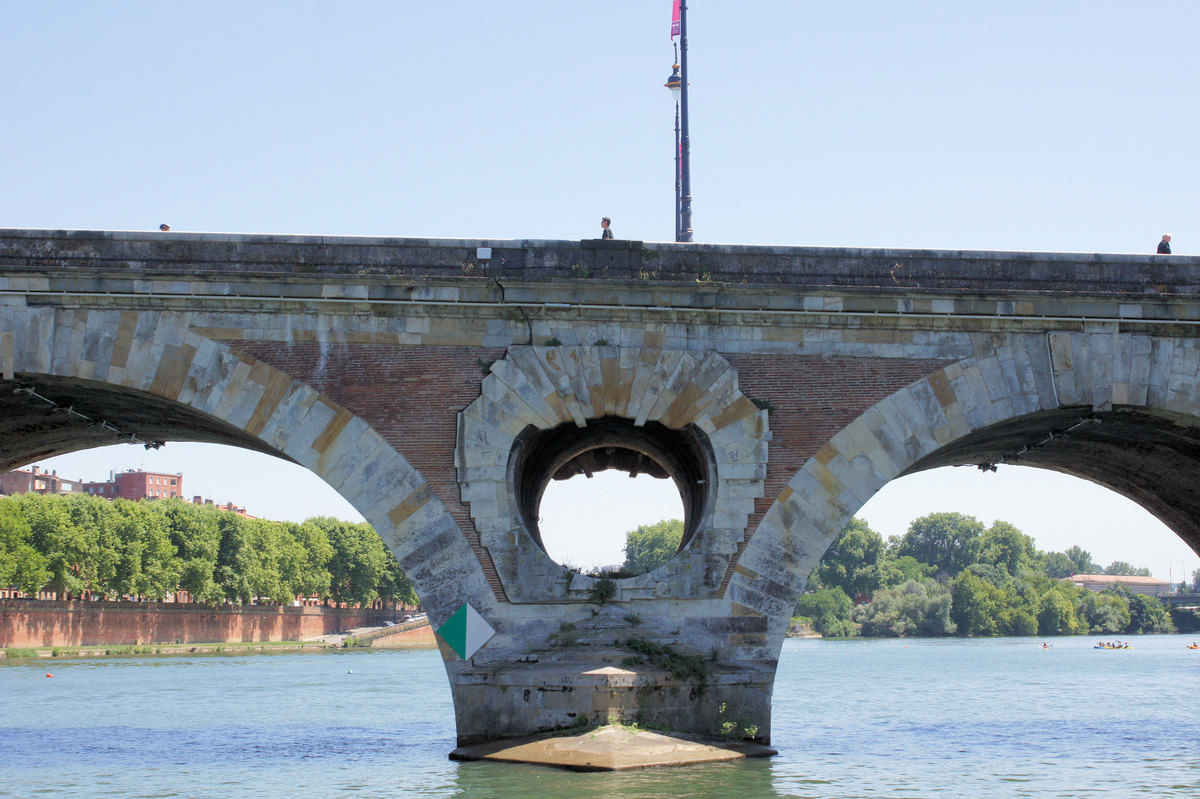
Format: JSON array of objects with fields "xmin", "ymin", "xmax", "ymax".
[{"xmin": 2, "ymin": 228, "xmax": 1198, "ymax": 299}]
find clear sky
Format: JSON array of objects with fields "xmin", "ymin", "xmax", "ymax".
[{"xmin": 5, "ymin": 3, "xmax": 1199, "ymax": 582}]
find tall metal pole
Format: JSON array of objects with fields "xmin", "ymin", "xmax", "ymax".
[
  {"xmin": 674, "ymin": 101, "xmax": 681, "ymax": 243},
  {"xmin": 678, "ymin": 1, "xmax": 693, "ymax": 242}
]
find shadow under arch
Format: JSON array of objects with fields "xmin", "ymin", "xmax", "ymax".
[
  {"xmin": 901, "ymin": 406, "xmax": 1200, "ymax": 548},
  {"xmin": 2, "ymin": 372, "xmax": 284, "ymax": 470},
  {"xmin": 733, "ymin": 332, "xmax": 1200, "ymax": 641}
]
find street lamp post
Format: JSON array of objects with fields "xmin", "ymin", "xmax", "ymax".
[
  {"xmin": 666, "ymin": 1, "xmax": 692, "ymax": 242},
  {"xmin": 666, "ymin": 63, "xmax": 682, "ymax": 242}
]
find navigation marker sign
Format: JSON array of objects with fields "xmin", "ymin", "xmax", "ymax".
[{"xmin": 436, "ymin": 603, "xmax": 495, "ymax": 660}]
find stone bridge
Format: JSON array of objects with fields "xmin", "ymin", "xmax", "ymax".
[{"xmin": 3, "ymin": 228, "xmax": 1199, "ymax": 749}]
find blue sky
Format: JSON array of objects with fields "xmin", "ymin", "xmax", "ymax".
[{"xmin": 5, "ymin": 2, "xmax": 1198, "ymax": 580}]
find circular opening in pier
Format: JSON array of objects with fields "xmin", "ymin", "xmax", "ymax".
[
  {"xmin": 512, "ymin": 416, "xmax": 711, "ymax": 575},
  {"xmin": 539, "ymin": 472, "xmax": 684, "ymax": 573}
]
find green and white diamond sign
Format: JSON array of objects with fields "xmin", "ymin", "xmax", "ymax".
[{"xmin": 436, "ymin": 602, "xmax": 495, "ymax": 660}]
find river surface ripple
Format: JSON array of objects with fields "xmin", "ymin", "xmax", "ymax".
[{"xmin": 3, "ymin": 635, "xmax": 1198, "ymax": 798}]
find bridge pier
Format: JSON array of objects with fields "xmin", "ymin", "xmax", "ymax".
[
  {"xmin": 445, "ymin": 650, "xmax": 776, "ymax": 747},
  {"xmin": 436, "ymin": 344, "xmax": 788, "ymax": 747}
]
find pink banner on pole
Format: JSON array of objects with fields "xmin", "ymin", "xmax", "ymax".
[{"xmin": 671, "ymin": 0, "xmax": 681, "ymax": 38}]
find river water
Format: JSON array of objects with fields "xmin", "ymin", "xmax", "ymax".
[{"xmin": 3, "ymin": 635, "xmax": 1198, "ymax": 798}]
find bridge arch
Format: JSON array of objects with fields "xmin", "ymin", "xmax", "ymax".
[
  {"xmin": 0, "ymin": 306, "xmax": 495, "ymax": 619},
  {"xmin": 734, "ymin": 330, "xmax": 1200, "ymax": 639}
]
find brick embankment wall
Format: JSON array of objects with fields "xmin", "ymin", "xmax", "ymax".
[
  {"xmin": 361, "ymin": 623, "xmax": 437, "ymax": 649},
  {"xmin": 0, "ymin": 601, "xmax": 385, "ymax": 648}
]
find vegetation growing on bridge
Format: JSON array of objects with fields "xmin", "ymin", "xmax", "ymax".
[
  {"xmin": 620, "ymin": 636, "xmax": 708, "ymax": 683},
  {"xmin": 795, "ymin": 514, "xmax": 1200, "ymax": 639},
  {"xmin": 0, "ymin": 493, "xmax": 417, "ymax": 608}
]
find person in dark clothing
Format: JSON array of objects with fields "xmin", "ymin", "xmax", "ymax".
[
  {"xmin": 1158, "ymin": 234, "xmax": 1172, "ymax": 254},
  {"xmin": 601, "ymin": 217, "xmax": 613, "ymax": 239}
]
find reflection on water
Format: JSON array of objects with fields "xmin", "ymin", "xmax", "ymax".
[{"xmin": 2, "ymin": 637, "xmax": 1199, "ymax": 798}]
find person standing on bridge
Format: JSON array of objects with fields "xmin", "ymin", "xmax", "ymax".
[
  {"xmin": 601, "ymin": 217, "xmax": 613, "ymax": 239},
  {"xmin": 1157, "ymin": 233, "xmax": 1172, "ymax": 254}
]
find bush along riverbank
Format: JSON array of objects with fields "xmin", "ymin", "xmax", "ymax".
[{"xmin": 793, "ymin": 514, "xmax": 1199, "ymax": 639}]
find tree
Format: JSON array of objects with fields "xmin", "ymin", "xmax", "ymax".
[
  {"xmin": 111, "ymin": 499, "xmax": 180, "ymax": 600},
  {"xmin": 1080, "ymin": 590, "xmax": 1131, "ymax": 633},
  {"xmin": 896, "ymin": 512, "xmax": 984, "ymax": 577},
  {"xmin": 161, "ymin": 500, "xmax": 224, "ymax": 604},
  {"xmin": 21, "ymin": 492, "xmax": 91, "ymax": 599},
  {"xmin": 1127, "ymin": 593, "xmax": 1173, "ymax": 634},
  {"xmin": 0, "ymin": 494, "xmax": 417, "ymax": 610},
  {"xmin": 291, "ymin": 520, "xmax": 333, "ymax": 599},
  {"xmin": 853, "ymin": 579, "xmax": 955, "ymax": 637},
  {"xmin": 795, "ymin": 586, "xmax": 855, "ymax": 637},
  {"xmin": 950, "ymin": 571, "xmax": 1003, "ymax": 636},
  {"xmin": 964, "ymin": 562, "xmax": 1008, "ymax": 588},
  {"xmin": 1037, "ymin": 583, "xmax": 1085, "ymax": 636},
  {"xmin": 62, "ymin": 493, "xmax": 126, "ymax": 597},
  {"xmin": 214, "ymin": 512, "xmax": 255, "ymax": 604},
  {"xmin": 1041, "ymin": 551, "xmax": 1078, "ymax": 579},
  {"xmin": 882, "ymin": 554, "xmax": 928, "ymax": 587},
  {"xmin": 1062, "ymin": 545, "xmax": 1099, "ymax": 575},
  {"xmin": 320, "ymin": 518, "xmax": 390, "ymax": 607},
  {"xmin": 977, "ymin": 520, "xmax": 1036, "ymax": 576},
  {"xmin": 996, "ymin": 578, "xmax": 1040, "ymax": 636},
  {"xmin": 815, "ymin": 517, "xmax": 887, "ymax": 599},
  {"xmin": 240, "ymin": 518, "xmax": 298, "ymax": 604},
  {"xmin": 622, "ymin": 519, "xmax": 683, "ymax": 575},
  {"xmin": 0, "ymin": 501, "xmax": 49, "ymax": 595},
  {"xmin": 1104, "ymin": 561, "xmax": 1150, "ymax": 577}
]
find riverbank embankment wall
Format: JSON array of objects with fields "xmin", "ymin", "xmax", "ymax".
[{"xmin": 0, "ymin": 600, "xmax": 389, "ymax": 648}]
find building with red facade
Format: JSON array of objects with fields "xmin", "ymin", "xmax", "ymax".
[
  {"xmin": 82, "ymin": 469, "xmax": 184, "ymax": 500},
  {"xmin": 2, "ymin": 464, "xmax": 260, "ymax": 519},
  {"xmin": 0, "ymin": 466, "xmax": 83, "ymax": 497}
]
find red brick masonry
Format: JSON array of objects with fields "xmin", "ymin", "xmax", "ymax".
[{"xmin": 0, "ymin": 600, "xmax": 385, "ymax": 649}]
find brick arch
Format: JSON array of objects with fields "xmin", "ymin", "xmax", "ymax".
[
  {"xmin": 731, "ymin": 330, "xmax": 1200, "ymax": 639},
  {"xmin": 1, "ymin": 306, "xmax": 495, "ymax": 621}
]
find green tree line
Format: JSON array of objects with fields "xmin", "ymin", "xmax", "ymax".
[
  {"xmin": 0, "ymin": 492, "xmax": 417, "ymax": 608},
  {"xmin": 794, "ymin": 513, "xmax": 1200, "ymax": 639}
]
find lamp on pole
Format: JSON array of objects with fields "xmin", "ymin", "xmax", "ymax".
[
  {"xmin": 665, "ymin": 62, "xmax": 682, "ymax": 243},
  {"xmin": 666, "ymin": 2, "xmax": 692, "ymax": 242}
]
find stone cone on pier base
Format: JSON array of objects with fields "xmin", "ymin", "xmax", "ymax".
[{"xmin": 450, "ymin": 724, "xmax": 776, "ymax": 772}]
